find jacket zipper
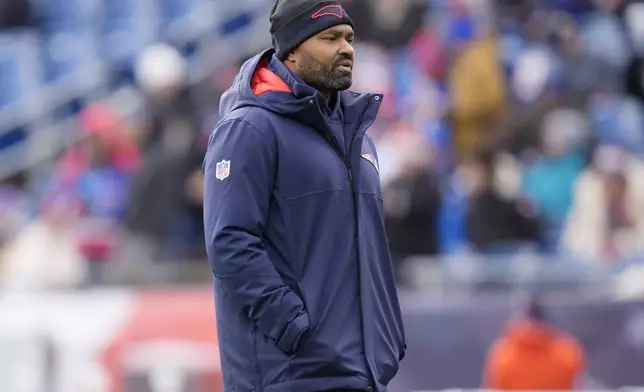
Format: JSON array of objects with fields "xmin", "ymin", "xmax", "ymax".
[
  {"xmin": 315, "ymin": 102, "xmax": 376, "ymax": 390},
  {"xmin": 315, "ymin": 105, "xmax": 352, "ymax": 180}
]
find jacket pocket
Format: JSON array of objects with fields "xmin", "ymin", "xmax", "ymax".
[
  {"xmin": 274, "ymin": 311, "xmax": 310, "ymax": 356},
  {"xmin": 374, "ymin": 328, "xmax": 403, "ymax": 386},
  {"xmin": 288, "ymin": 330, "xmax": 346, "ymax": 381},
  {"xmin": 255, "ymin": 326, "xmax": 291, "ymax": 387},
  {"xmin": 287, "ymin": 314, "xmax": 364, "ymax": 381},
  {"xmin": 289, "ymin": 319, "xmax": 319, "ymax": 359},
  {"xmin": 288, "ymin": 284, "xmax": 317, "ymax": 357},
  {"xmin": 379, "ymin": 358, "xmax": 399, "ymax": 386}
]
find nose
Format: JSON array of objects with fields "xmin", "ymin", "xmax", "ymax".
[{"xmin": 338, "ymin": 39, "xmax": 354, "ymax": 58}]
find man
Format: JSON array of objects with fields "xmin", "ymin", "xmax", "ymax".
[
  {"xmin": 203, "ymin": 1, "xmax": 406, "ymax": 391},
  {"xmin": 483, "ymin": 295, "xmax": 586, "ymax": 390}
]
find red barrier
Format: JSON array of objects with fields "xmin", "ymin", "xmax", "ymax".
[{"xmin": 101, "ymin": 288, "xmax": 223, "ymax": 392}]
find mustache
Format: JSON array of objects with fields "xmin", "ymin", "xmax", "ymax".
[{"xmin": 332, "ymin": 56, "xmax": 353, "ymax": 68}]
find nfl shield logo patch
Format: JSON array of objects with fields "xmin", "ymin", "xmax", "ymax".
[
  {"xmin": 215, "ymin": 159, "xmax": 231, "ymax": 180},
  {"xmin": 361, "ymin": 153, "xmax": 379, "ymax": 173}
]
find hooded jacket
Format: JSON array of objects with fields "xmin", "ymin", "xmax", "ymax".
[
  {"xmin": 483, "ymin": 320, "xmax": 585, "ymax": 390},
  {"xmin": 203, "ymin": 49, "xmax": 406, "ymax": 392}
]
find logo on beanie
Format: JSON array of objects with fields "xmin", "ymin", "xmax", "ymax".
[{"xmin": 311, "ymin": 4, "xmax": 343, "ymax": 19}]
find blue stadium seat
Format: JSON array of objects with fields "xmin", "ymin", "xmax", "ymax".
[
  {"xmin": 40, "ymin": 28, "xmax": 101, "ymax": 87},
  {"xmin": 159, "ymin": 0, "xmax": 216, "ymax": 43},
  {"xmin": 31, "ymin": 0, "xmax": 102, "ymax": 29},
  {"xmin": 218, "ymin": 11, "xmax": 254, "ymax": 36},
  {"xmin": 0, "ymin": 32, "xmax": 42, "ymax": 109},
  {"xmin": 100, "ymin": 0, "xmax": 159, "ymax": 65},
  {"xmin": 0, "ymin": 57, "xmax": 19, "ymax": 108},
  {"xmin": 159, "ymin": 0, "xmax": 199, "ymax": 28},
  {"xmin": 0, "ymin": 127, "xmax": 27, "ymax": 152}
]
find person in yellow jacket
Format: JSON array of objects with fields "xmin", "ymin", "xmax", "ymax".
[
  {"xmin": 449, "ymin": 34, "xmax": 507, "ymax": 157},
  {"xmin": 483, "ymin": 296, "xmax": 586, "ymax": 390}
]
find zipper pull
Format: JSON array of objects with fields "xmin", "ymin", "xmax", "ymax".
[{"xmin": 347, "ymin": 167, "xmax": 353, "ymax": 182}]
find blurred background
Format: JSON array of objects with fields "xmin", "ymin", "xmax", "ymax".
[{"xmin": 1, "ymin": 0, "xmax": 644, "ymax": 391}]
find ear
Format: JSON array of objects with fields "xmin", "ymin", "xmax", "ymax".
[{"xmin": 286, "ymin": 50, "xmax": 298, "ymax": 63}]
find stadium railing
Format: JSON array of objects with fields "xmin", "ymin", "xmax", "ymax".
[{"xmin": 398, "ymin": 252, "xmax": 642, "ymax": 298}]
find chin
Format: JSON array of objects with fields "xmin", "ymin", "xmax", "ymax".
[{"xmin": 332, "ymin": 77, "xmax": 353, "ymax": 91}]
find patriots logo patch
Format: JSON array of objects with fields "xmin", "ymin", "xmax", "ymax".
[
  {"xmin": 361, "ymin": 153, "xmax": 379, "ymax": 173},
  {"xmin": 311, "ymin": 4, "xmax": 344, "ymax": 19}
]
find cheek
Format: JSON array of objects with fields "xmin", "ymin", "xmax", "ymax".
[
  {"xmin": 309, "ymin": 49, "xmax": 336, "ymax": 70},
  {"xmin": 324, "ymin": 52, "xmax": 340, "ymax": 69},
  {"xmin": 305, "ymin": 59, "xmax": 330, "ymax": 77}
]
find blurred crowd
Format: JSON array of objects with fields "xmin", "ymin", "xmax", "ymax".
[
  {"xmin": 0, "ymin": 42, "xmax": 209, "ymax": 289},
  {"xmin": 2, "ymin": 0, "xmax": 644, "ymax": 292}
]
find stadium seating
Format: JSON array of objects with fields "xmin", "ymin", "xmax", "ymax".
[
  {"xmin": 0, "ymin": 0, "xmax": 273, "ymax": 181},
  {"xmin": 0, "ymin": 32, "xmax": 41, "ymax": 110}
]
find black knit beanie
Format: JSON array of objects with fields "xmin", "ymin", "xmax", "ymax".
[{"xmin": 270, "ymin": 0, "xmax": 354, "ymax": 61}]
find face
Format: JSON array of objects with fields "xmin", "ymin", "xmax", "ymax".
[
  {"xmin": 288, "ymin": 24, "xmax": 355, "ymax": 92},
  {"xmin": 470, "ymin": 161, "xmax": 493, "ymax": 191},
  {"xmin": 604, "ymin": 174, "xmax": 627, "ymax": 201},
  {"xmin": 150, "ymin": 83, "xmax": 182, "ymax": 105},
  {"xmin": 82, "ymin": 135, "xmax": 109, "ymax": 166}
]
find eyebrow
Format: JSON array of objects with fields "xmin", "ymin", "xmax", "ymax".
[{"xmin": 322, "ymin": 28, "xmax": 354, "ymax": 38}]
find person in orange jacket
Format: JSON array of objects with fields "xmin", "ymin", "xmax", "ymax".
[{"xmin": 483, "ymin": 296, "xmax": 586, "ymax": 390}]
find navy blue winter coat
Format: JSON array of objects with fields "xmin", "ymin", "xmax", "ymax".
[{"xmin": 204, "ymin": 49, "xmax": 406, "ymax": 392}]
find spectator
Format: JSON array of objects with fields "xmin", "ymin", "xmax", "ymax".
[
  {"xmin": 449, "ymin": 30, "xmax": 507, "ymax": 156},
  {"xmin": 0, "ymin": 171, "xmax": 29, "ymax": 249},
  {"xmin": 556, "ymin": 14, "xmax": 615, "ymax": 106},
  {"xmin": 383, "ymin": 137, "xmax": 441, "ymax": 279},
  {"xmin": 343, "ymin": 0, "xmax": 428, "ymax": 49},
  {"xmin": 44, "ymin": 104, "xmax": 137, "ymax": 285},
  {"xmin": 56, "ymin": 104, "xmax": 142, "ymax": 182},
  {"xmin": 465, "ymin": 148, "xmax": 540, "ymax": 252},
  {"xmin": 483, "ymin": 295, "xmax": 586, "ymax": 390},
  {"xmin": 125, "ymin": 43, "xmax": 206, "ymax": 261},
  {"xmin": 522, "ymin": 108, "xmax": 587, "ymax": 252},
  {"xmin": 1, "ymin": 193, "xmax": 85, "ymax": 290},
  {"xmin": 561, "ymin": 144, "xmax": 644, "ymax": 261}
]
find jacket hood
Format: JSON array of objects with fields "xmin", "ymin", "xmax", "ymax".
[{"xmin": 219, "ymin": 49, "xmax": 382, "ymax": 130}]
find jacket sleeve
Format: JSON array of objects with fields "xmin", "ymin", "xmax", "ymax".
[{"xmin": 204, "ymin": 118, "xmax": 309, "ymax": 355}]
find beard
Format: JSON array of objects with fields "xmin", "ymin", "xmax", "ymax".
[{"xmin": 296, "ymin": 53, "xmax": 353, "ymax": 92}]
